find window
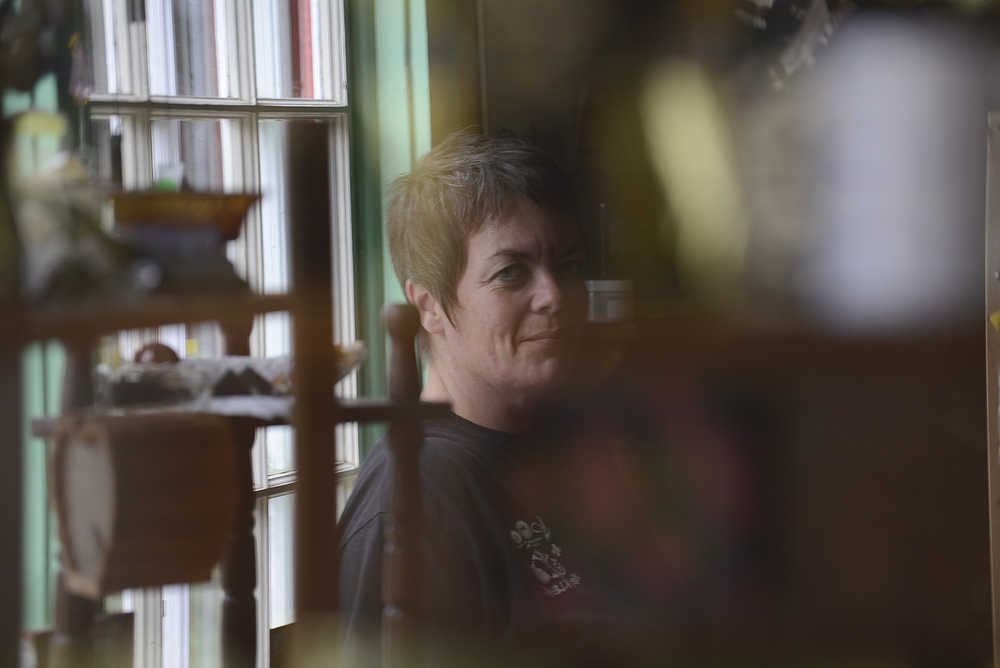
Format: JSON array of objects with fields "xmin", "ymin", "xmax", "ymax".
[{"xmin": 82, "ymin": 1, "xmax": 358, "ymax": 665}]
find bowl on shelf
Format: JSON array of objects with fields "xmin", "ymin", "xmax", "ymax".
[{"xmin": 112, "ymin": 191, "xmax": 260, "ymax": 242}]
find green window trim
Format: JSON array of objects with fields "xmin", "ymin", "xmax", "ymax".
[
  {"xmin": 21, "ymin": 341, "xmax": 62, "ymax": 631},
  {"xmin": 6, "ymin": 73, "xmax": 62, "ymax": 631},
  {"xmin": 349, "ymin": 0, "xmax": 432, "ymax": 457}
]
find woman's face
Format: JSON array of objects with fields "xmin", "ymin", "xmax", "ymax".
[{"xmin": 440, "ymin": 197, "xmax": 587, "ymax": 401}]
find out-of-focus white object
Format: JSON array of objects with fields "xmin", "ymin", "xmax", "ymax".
[
  {"xmin": 735, "ymin": 13, "xmax": 996, "ymax": 332},
  {"xmin": 802, "ymin": 15, "xmax": 988, "ymax": 332}
]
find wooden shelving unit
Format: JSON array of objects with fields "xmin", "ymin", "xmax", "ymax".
[{"xmin": 9, "ymin": 122, "xmax": 436, "ymax": 667}]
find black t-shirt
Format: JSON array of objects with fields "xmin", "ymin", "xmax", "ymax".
[
  {"xmin": 338, "ymin": 379, "xmax": 768, "ymax": 665},
  {"xmin": 337, "ymin": 412, "xmax": 598, "ymax": 661}
]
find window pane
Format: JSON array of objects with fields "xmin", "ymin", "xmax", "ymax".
[
  {"xmin": 256, "ymin": 114, "xmax": 291, "ymax": 476},
  {"xmin": 255, "ymin": 120, "xmax": 291, "ymax": 295},
  {"xmin": 266, "ymin": 425, "xmax": 294, "ymax": 476},
  {"xmin": 147, "ymin": 0, "xmax": 241, "ymax": 98},
  {"xmin": 190, "ymin": 572, "xmax": 224, "ymax": 666},
  {"xmin": 334, "ymin": 420, "xmax": 357, "ymax": 472},
  {"xmin": 267, "ymin": 493, "xmax": 295, "ymax": 628},
  {"xmin": 85, "ymin": 0, "xmax": 139, "ymax": 95},
  {"xmin": 88, "ymin": 114, "xmax": 148, "ymax": 189},
  {"xmin": 162, "ymin": 584, "xmax": 189, "ymax": 668},
  {"xmin": 150, "ymin": 117, "xmax": 245, "ymax": 191},
  {"xmin": 253, "ymin": 0, "xmax": 347, "ymax": 102},
  {"xmin": 254, "ymin": 119, "xmax": 295, "ymax": 479},
  {"xmin": 87, "ymin": 114, "xmax": 123, "ymax": 185}
]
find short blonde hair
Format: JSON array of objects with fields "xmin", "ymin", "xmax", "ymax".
[{"xmin": 386, "ymin": 129, "xmax": 573, "ymax": 321}]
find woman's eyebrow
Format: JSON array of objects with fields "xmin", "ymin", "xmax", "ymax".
[
  {"xmin": 487, "ymin": 240, "xmax": 581, "ymax": 263},
  {"xmin": 487, "ymin": 248, "xmax": 532, "ymax": 262}
]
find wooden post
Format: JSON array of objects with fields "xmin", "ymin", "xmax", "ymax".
[
  {"xmin": 288, "ymin": 121, "xmax": 340, "ymax": 621},
  {"xmin": 381, "ymin": 304, "xmax": 423, "ymax": 667},
  {"xmin": 220, "ymin": 419, "xmax": 257, "ymax": 668},
  {"xmin": 0, "ymin": 344, "xmax": 22, "ymax": 668},
  {"xmin": 220, "ymin": 315, "xmax": 257, "ymax": 668},
  {"xmin": 985, "ymin": 110, "xmax": 1000, "ymax": 668},
  {"xmin": 0, "ymin": 113, "xmax": 20, "ymax": 668}
]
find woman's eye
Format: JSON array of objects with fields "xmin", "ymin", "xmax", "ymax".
[{"xmin": 495, "ymin": 264, "xmax": 526, "ymax": 283}]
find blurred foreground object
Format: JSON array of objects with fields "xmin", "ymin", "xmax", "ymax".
[
  {"xmin": 10, "ymin": 118, "xmax": 135, "ymax": 305},
  {"xmin": 641, "ymin": 59, "xmax": 749, "ymax": 305},
  {"xmin": 801, "ymin": 13, "xmax": 990, "ymax": 331},
  {"xmin": 0, "ymin": 0, "xmax": 73, "ymax": 92},
  {"xmin": 728, "ymin": 9, "xmax": 997, "ymax": 331},
  {"xmin": 733, "ymin": 0, "xmax": 854, "ymax": 91},
  {"xmin": 12, "ymin": 132, "xmax": 262, "ymax": 307},
  {"xmin": 50, "ymin": 413, "xmax": 238, "ymax": 598},
  {"xmin": 94, "ymin": 342, "xmax": 366, "ymax": 409},
  {"xmin": 612, "ymin": 1, "xmax": 996, "ymax": 331},
  {"xmin": 110, "ymin": 190, "xmax": 260, "ymax": 297},
  {"xmin": 112, "ymin": 190, "xmax": 259, "ymax": 242}
]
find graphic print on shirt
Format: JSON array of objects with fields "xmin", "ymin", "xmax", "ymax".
[{"xmin": 508, "ymin": 516, "xmax": 581, "ymax": 597}]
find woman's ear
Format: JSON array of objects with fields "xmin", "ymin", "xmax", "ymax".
[{"xmin": 405, "ymin": 279, "xmax": 445, "ymax": 335}]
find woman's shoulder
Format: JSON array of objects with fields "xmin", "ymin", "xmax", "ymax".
[{"xmin": 340, "ymin": 415, "xmax": 510, "ymax": 526}]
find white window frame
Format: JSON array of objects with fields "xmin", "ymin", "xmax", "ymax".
[{"xmin": 85, "ymin": 2, "xmax": 357, "ymax": 666}]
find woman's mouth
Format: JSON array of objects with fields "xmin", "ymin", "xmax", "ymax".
[{"xmin": 522, "ymin": 330, "xmax": 563, "ymax": 342}]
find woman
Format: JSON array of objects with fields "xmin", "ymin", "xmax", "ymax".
[{"xmin": 337, "ymin": 130, "xmax": 596, "ymax": 661}]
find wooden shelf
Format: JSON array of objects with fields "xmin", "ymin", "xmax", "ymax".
[
  {"xmin": 31, "ymin": 397, "xmax": 451, "ymax": 439},
  {"xmin": 586, "ymin": 315, "xmax": 983, "ymax": 378},
  {"xmin": 19, "ymin": 292, "xmax": 296, "ymax": 342}
]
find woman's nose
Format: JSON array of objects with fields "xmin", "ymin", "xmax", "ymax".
[{"xmin": 531, "ymin": 270, "xmax": 563, "ymax": 313}]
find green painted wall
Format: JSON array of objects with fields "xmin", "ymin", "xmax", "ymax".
[
  {"xmin": 5, "ymin": 72, "xmax": 63, "ymax": 631},
  {"xmin": 20, "ymin": 342, "xmax": 61, "ymax": 631},
  {"xmin": 352, "ymin": 0, "xmax": 432, "ymax": 454},
  {"xmin": 348, "ymin": 0, "xmax": 387, "ymax": 452},
  {"xmin": 375, "ymin": 0, "xmax": 432, "ymax": 309},
  {"xmin": 409, "ymin": 0, "xmax": 432, "ymax": 161}
]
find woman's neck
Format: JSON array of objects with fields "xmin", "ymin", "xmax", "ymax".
[{"xmin": 421, "ymin": 361, "xmax": 528, "ymax": 434}]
